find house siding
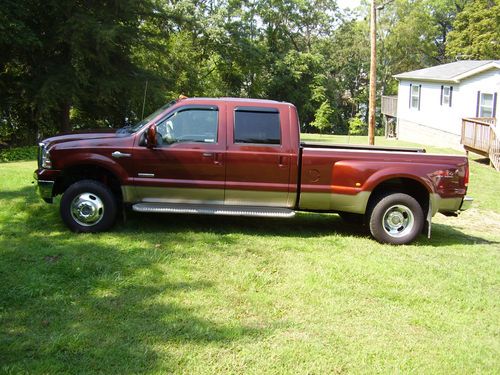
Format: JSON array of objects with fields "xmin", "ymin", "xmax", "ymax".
[{"xmin": 396, "ymin": 68, "xmax": 500, "ymax": 149}]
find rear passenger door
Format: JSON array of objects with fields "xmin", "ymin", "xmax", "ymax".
[{"xmin": 225, "ymin": 104, "xmax": 292, "ymax": 207}]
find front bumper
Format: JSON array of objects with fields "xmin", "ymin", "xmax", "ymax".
[
  {"xmin": 460, "ymin": 196, "xmax": 473, "ymax": 211},
  {"xmin": 33, "ymin": 171, "xmax": 55, "ymax": 203}
]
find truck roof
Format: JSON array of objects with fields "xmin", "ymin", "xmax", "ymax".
[{"xmin": 180, "ymin": 97, "xmax": 294, "ymax": 106}]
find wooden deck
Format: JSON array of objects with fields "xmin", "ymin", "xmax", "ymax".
[
  {"xmin": 381, "ymin": 96, "xmax": 398, "ymax": 138},
  {"xmin": 461, "ymin": 117, "xmax": 499, "ymax": 171},
  {"xmin": 381, "ymin": 96, "xmax": 398, "ymax": 117}
]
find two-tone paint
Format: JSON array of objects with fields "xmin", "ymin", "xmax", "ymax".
[{"xmin": 35, "ymin": 97, "xmax": 471, "ymax": 223}]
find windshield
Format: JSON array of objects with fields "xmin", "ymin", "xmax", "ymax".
[{"xmin": 128, "ymin": 100, "xmax": 177, "ymax": 133}]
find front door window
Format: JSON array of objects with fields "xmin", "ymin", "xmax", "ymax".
[{"xmin": 156, "ymin": 108, "xmax": 218, "ymax": 145}]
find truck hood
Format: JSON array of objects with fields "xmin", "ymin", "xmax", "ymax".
[{"xmin": 42, "ymin": 129, "xmax": 125, "ymax": 147}]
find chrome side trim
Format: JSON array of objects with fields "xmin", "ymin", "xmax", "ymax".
[
  {"xmin": 121, "ymin": 186, "xmax": 224, "ymax": 204},
  {"xmin": 224, "ymin": 190, "xmax": 291, "ymax": 208},
  {"xmin": 299, "ymin": 191, "xmax": 370, "ymax": 214},
  {"xmin": 138, "ymin": 173, "xmax": 155, "ymax": 178},
  {"xmin": 121, "ymin": 185, "xmax": 135, "ymax": 203},
  {"xmin": 121, "ymin": 186, "xmax": 292, "ymax": 207}
]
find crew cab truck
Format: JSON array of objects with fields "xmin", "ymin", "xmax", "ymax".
[{"xmin": 34, "ymin": 97, "xmax": 472, "ymax": 245}]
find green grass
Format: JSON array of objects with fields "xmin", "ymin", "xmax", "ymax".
[{"xmin": 1, "ymin": 137, "xmax": 499, "ymax": 374}]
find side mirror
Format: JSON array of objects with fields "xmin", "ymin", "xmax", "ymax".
[{"xmin": 146, "ymin": 124, "xmax": 157, "ymax": 148}]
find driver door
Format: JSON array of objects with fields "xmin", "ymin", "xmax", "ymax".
[{"xmin": 131, "ymin": 104, "xmax": 226, "ymax": 204}]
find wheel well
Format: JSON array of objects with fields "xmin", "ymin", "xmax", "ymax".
[
  {"xmin": 54, "ymin": 165, "xmax": 122, "ymax": 201},
  {"xmin": 367, "ymin": 178, "xmax": 429, "ymax": 215}
]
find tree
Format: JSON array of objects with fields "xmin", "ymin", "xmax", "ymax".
[
  {"xmin": 447, "ymin": 0, "xmax": 500, "ymax": 59},
  {"xmin": 310, "ymin": 100, "xmax": 334, "ymax": 133},
  {"xmin": 0, "ymin": 0, "xmax": 166, "ymax": 142},
  {"xmin": 376, "ymin": 0, "xmax": 470, "ymax": 77}
]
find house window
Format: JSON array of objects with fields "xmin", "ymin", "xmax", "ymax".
[
  {"xmin": 410, "ymin": 84, "xmax": 420, "ymax": 110},
  {"xmin": 441, "ymin": 86, "xmax": 453, "ymax": 107},
  {"xmin": 479, "ymin": 93, "xmax": 494, "ymax": 117}
]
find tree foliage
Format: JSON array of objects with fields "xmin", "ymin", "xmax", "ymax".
[
  {"xmin": 0, "ymin": 0, "xmax": 494, "ymax": 145},
  {"xmin": 446, "ymin": 0, "xmax": 500, "ymax": 59}
]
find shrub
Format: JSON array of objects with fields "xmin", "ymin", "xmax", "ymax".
[
  {"xmin": 0, "ymin": 146, "xmax": 37, "ymax": 163},
  {"xmin": 348, "ymin": 117, "xmax": 367, "ymax": 135}
]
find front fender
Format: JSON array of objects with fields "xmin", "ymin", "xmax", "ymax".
[{"xmin": 54, "ymin": 152, "xmax": 132, "ymax": 184}]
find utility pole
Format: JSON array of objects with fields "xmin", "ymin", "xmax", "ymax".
[{"xmin": 368, "ymin": 0, "xmax": 377, "ymax": 145}]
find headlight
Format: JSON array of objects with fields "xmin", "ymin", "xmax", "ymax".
[{"xmin": 39, "ymin": 143, "xmax": 52, "ymax": 169}]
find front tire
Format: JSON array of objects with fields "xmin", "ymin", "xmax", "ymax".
[
  {"xmin": 60, "ymin": 180, "xmax": 117, "ymax": 233},
  {"xmin": 368, "ymin": 193, "xmax": 424, "ymax": 245}
]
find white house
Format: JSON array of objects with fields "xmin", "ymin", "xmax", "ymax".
[{"xmin": 393, "ymin": 60, "xmax": 499, "ymax": 149}]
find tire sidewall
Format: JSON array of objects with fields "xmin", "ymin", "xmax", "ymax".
[
  {"xmin": 369, "ymin": 193, "xmax": 424, "ymax": 245},
  {"xmin": 60, "ymin": 180, "xmax": 117, "ymax": 233}
]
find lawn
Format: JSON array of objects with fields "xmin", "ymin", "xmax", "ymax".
[{"xmin": 1, "ymin": 136, "xmax": 499, "ymax": 374}]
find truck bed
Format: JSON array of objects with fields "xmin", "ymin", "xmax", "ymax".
[{"xmin": 301, "ymin": 141, "xmax": 426, "ymax": 153}]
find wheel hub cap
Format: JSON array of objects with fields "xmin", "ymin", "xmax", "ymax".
[
  {"xmin": 71, "ymin": 193, "xmax": 104, "ymax": 226},
  {"xmin": 382, "ymin": 204, "xmax": 414, "ymax": 238}
]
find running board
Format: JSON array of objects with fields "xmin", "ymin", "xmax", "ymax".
[{"xmin": 132, "ymin": 203, "xmax": 295, "ymax": 218}]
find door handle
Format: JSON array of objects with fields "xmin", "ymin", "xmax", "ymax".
[
  {"xmin": 112, "ymin": 151, "xmax": 131, "ymax": 158},
  {"xmin": 202, "ymin": 152, "xmax": 222, "ymax": 165},
  {"xmin": 214, "ymin": 153, "xmax": 223, "ymax": 165},
  {"xmin": 278, "ymin": 155, "xmax": 288, "ymax": 167}
]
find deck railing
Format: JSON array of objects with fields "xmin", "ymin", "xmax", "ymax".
[
  {"xmin": 489, "ymin": 124, "xmax": 500, "ymax": 171},
  {"xmin": 381, "ymin": 96, "xmax": 398, "ymax": 117},
  {"xmin": 461, "ymin": 117, "xmax": 499, "ymax": 171}
]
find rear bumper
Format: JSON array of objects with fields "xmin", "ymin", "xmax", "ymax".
[
  {"xmin": 460, "ymin": 196, "xmax": 473, "ymax": 211},
  {"xmin": 432, "ymin": 194, "xmax": 473, "ymax": 216}
]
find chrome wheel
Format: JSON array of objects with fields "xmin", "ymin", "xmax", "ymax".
[
  {"xmin": 382, "ymin": 204, "xmax": 414, "ymax": 238},
  {"xmin": 70, "ymin": 192, "xmax": 105, "ymax": 226}
]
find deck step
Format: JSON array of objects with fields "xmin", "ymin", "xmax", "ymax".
[{"xmin": 132, "ymin": 203, "xmax": 296, "ymax": 218}]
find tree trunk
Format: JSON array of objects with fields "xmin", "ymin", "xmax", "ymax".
[{"xmin": 59, "ymin": 101, "xmax": 71, "ymax": 133}]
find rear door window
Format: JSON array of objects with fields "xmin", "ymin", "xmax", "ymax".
[{"xmin": 234, "ymin": 107, "xmax": 281, "ymax": 145}]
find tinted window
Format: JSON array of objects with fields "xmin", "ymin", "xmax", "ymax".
[
  {"xmin": 234, "ymin": 109, "xmax": 281, "ymax": 145},
  {"xmin": 156, "ymin": 108, "xmax": 218, "ymax": 145}
]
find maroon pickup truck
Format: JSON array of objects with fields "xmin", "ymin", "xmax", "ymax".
[{"xmin": 34, "ymin": 97, "xmax": 472, "ymax": 244}]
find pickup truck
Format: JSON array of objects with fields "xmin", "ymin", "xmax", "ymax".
[{"xmin": 34, "ymin": 97, "xmax": 472, "ymax": 244}]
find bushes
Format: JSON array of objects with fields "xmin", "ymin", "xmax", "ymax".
[
  {"xmin": 0, "ymin": 146, "xmax": 37, "ymax": 163},
  {"xmin": 348, "ymin": 117, "xmax": 367, "ymax": 135}
]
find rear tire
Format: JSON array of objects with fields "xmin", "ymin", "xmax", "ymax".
[
  {"xmin": 368, "ymin": 193, "xmax": 424, "ymax": 245},
  {"xmin": 60, "ymin": 179, "xmax": 117, "ymax": 233}
]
